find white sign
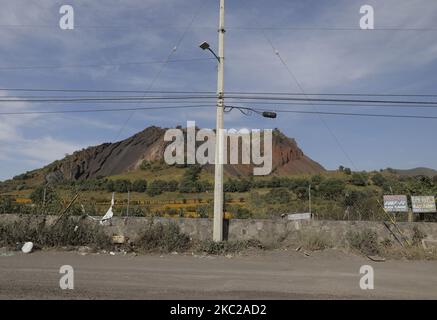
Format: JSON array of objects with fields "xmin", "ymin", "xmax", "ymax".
[
  {"xmin": 288, "ymin": 213, "xmax": 312, "ymax": 221},
  {"xmin": 383, "ymin": 195, "xmax": 408, "ymax": 212},
  {"xmin": 412, "ymin": 196, "xmax": 436, "ymax": 213}
]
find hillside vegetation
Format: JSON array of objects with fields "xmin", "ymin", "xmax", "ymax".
[{"xmin": 1, "ymin": 164, "xmax": 437, "ymax": 222}]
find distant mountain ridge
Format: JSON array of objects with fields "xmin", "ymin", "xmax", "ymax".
[{"xmin": 385, "ymin": 167, "xmax": 437, "ymax": 177}]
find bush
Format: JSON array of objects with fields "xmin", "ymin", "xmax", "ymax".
[
  {"xmin": 147, "ymin": 180, "xmax": 166, "ymax": 196},
  {"xmin": 371, "ymin": 173, "xmax": 386, "ymax": 187},
  {"xmin": 319, "ymin": 179, "xmax": 346, "ymax": 200},
  {"xmin": 0, "ymin": 216, "xmax": 112, "ymax": 249},
  {"xmin": 113, "ymin": 180, "xmax": 132, "ymax": 193},
  {"xmin": 132, "ymin": 180, "xmax": 148, "ymax": 193},
  {"xmin": 350, "ymin": 173, "xmax": 368, "ymax": 186},
  {"xmin": 233, "ymin": 207, "xmax": 252, "ymax": 219},
  {"xmin": 30, "ymin": 185, "xmax": 59, "ymax": 206},
  {"xmin": 301, "ymin": 232, "xmax": 332, "ymax": 251},
  {"xmin": 346, "ymin": 229, "xmax": 380, "ymax": 255},
  {"xmin": 197, "ymin": 239, "xmax": 263, "ymax": 255},
  {"xmin": 412, "ymin": 226, "xmax": 426, "ymax": 246},
  {"xmin": 136, "ymin": 221, "xmax": 190, "ymax": 253},
  {"xmin": 196, "ymin": 205, "xmax": 210, "ymax": 218},
  {"xmin": 265, "ymin": 188, "xmax": 291, "ymax": 204}
]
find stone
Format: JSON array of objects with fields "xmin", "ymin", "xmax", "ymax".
[{"xmin": 21, "ymin": 242, "xmax": 33, "ymax": 254}]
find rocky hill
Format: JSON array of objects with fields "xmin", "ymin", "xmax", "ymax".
[{"xmin": 11, "ymin": 126, "xmax": 325, "ymax": 185}]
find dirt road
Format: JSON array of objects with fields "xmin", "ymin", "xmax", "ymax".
[{"xmin": 1, "ymin": 249, "xmax": 436, "ymax": 299}]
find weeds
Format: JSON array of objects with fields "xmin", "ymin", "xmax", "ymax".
[
  {"xmin": 196, "ymin": 239, "xmax": 264, "ymax": 255},
  {"xmin": 411, "ymin": 226, "xmax": 426, "ymax": 246},
  {"xmin": 300, "ymin": 232, "xmax": 332, "ymax": 251},
  {"xmin": 136, "ymin": 221, "xmax": 190, "ymax": 253},
  {"xmin": 346, "ymin": 229, "xmax": 380, "ymax": 255},
  {"xmin": 0, "ymin": 215, "xmax": 112, "ymax": 250}
]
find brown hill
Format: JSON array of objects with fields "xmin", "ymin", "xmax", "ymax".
[{"xmin": 42, "ymin": 126, "xmax": 324, "ymax": 183}]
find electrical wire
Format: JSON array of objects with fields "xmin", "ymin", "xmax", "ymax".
[{"xmin": 0, "ymin": 58, "xmax": 216, "ymax": 70}]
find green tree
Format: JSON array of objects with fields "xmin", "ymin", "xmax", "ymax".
[
  {"xmin": 371, "ymin": 173, "xmax": 386, "ymax": 187},
  {"xmin": 113, "ymin": 179, "xmax": 131, "ymax": 193},
  {"xmin": 147, "ymin": 180, "xmax": 166, "ymax": 196},
  {"xmin": 30, "ymin": 185, "xmax": 59, "ymax": 205},
  {"xmin": 350, "ymin": 172, "xmax": 368, "ymax": 186},
  {"xmin": 319, "ymin": 179, "xmax": 346, "ymax": 200},
  {"xmin": 132, "ymin": 180, "xmax": 147, "ymax": 192}
]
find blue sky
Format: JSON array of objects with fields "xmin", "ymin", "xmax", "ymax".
[{"xmin": 1, "ymin": 0, "xmax": 437, "ymax": 181}]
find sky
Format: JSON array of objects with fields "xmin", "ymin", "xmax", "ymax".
[{"xmin": 1, "ymin": 0, "xmax": 437, "ymax": 181}]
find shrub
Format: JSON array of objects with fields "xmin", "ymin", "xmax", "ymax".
[
  {"xmin": 371, "ymin": 173, "xmax": 386, "ymax": 187},
  {"xmin": 411, "ymin": 226, "xmax": 426, "ymax": 246},
  {"xmin": 147, "ymin": 180, "xmax": 166, "ymax": 196},
  {"xmin": 301, "ymin": 232, "xmax": 332, "ymax": 251},
  {"xmin": 197, "ymin": 239, "xmax": 263, "ymax": 255},
  {"xmin": 136, "ymin": 221, "xmax": 190, "ymax": 253},
  {"xmin": 0, "ymin": 216, "xmax": 112, "ymax": 249},
  {"xmin": 132, "ymin": 180, "xmax": 148, "ymax": 193},
  {"xmin": 346, "ymin": 229, "xmax": 380, "ymax": 255},
  {"xmin": 113, "ymin": 179, "xmax": 132, "ymax": 193},
  {"xmin": 196, "ymin": 205, "xmax": 210, "ymax": 218},
  {"xmin": 30, "ymin": 185, "xmax": 59, "ymax": 206},
  {"xmin": 350, "ymin": 173, "xmax": 368, "ymax": 186},
  {"xmin": 265, "ymin": 188, "xmax": 291, "ymax": 204},
  {"xmin": 319, "ymin": 179, "xmax": 346, "ymax": 200},
  {"xmin": 233, "ymin": 207, "xmax": 252, "ymax": 219}
]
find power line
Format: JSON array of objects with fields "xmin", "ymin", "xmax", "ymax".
[
  {"xmin": 265, "ymin": 109, "xmax": 437, "ymax": 120},
  {"xmin": 2, "ymin": 87, "xmax": 437, "ymax": 98},
  {"xmin": 0, "ymin": 105, "xmax": 214, "ymax": 116},
  {"xmin": 262, "ymin": 30, "xmax": 359, "ymax": 171},
  {"xmin": 227, "ymin": 26, "xmax": 437, "ymax": 31},
  {"xmin": 113, "ymin": 0, "xmax": 208, "ymax": 141},
  {"xmin": 225, "ymin": 96, "xmax": 437, "ymax": 105},
  {"xmin": 0, "ymin": 96, "xmax": 217, "ymax": 103},
  {"xmin": 2, "ymin": 104, "xmax": 437, "ymax": 120},
  {"xmin": 0, "ymin": 88, "xmax": 215, "ymax": 94},
  {"xmin": 1, "ymin": 96, "xmax": 437, "ymax": 105},
  {"xmin": 0, "ymin": 58, "xmax": 216, "ymax": 70}
]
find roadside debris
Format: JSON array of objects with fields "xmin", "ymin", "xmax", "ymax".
[
  {"xmin": 88, "ymin": 193, "xmax": 115, "ymax": 225},
  {"xmin": 112, "ymin": 235, "xmax": 126, "ymax": 244},
  {"xmin": 296, "ymin": 246, "xmax": 310, "ymax": 256},
  {"xmin": 78, "ymin": 246, "xmax": 93, "ymax": 256},
  {"xmin": 367, "ymin": 255, "xmax": 386, "ymax": 262},
  {"xmin": 21, "ymin": 242, "xmax": 34, "ymax": 254}
]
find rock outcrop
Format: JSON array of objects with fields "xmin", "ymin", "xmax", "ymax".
[{"xmin": 44, "ymin": 126, "xmax": 325, "ymax": 181}]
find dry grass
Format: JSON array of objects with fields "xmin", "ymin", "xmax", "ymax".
[{"xmin": 0, "ymin": 215, "xmax": 112, "ymax": 250}]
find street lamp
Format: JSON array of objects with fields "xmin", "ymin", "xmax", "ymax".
[{"xmin": 199, "ymin": 42, "xmax": 220, "ymax": 63}]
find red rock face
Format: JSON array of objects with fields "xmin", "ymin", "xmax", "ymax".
[{"xmin": 46, "ymin": 127, "xmax": 325, "ymax": 182}]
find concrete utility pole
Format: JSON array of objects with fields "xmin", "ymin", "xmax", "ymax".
[{"xmin": 213, "ymin": 0, "xmax": 225, "ymax": 242}]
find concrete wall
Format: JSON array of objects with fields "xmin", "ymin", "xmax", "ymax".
[{"xmin": 1, "ymin": 214, "xmax": 437, "ymax": 246}]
